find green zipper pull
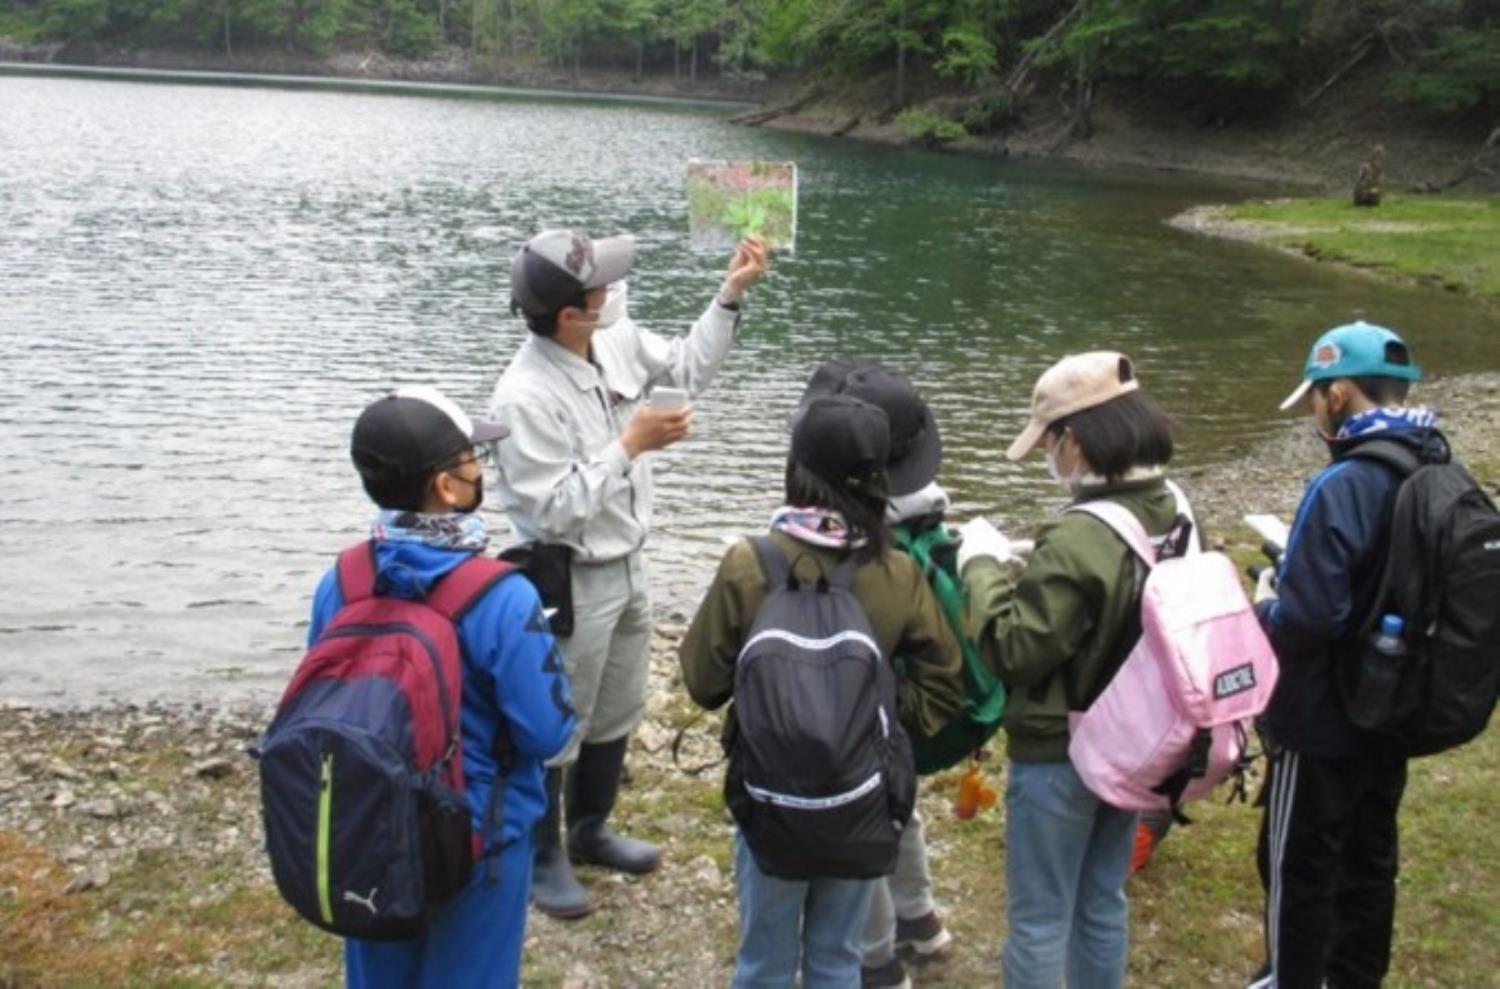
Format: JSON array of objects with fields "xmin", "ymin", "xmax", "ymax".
[{"xmin": 317, "ymin": 750, "xmax": 334, "ymax": 925}]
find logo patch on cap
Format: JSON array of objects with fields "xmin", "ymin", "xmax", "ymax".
[
  {"xmin": 1312, "ymin": 343, "xmax": 1341, "ymax": 368},
  {"xmin": 565, "ymin": 234, "xmax": 592, "ymax": 277}
]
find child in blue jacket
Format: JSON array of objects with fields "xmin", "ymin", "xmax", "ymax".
[
  {"xmin": 1250, "ymin": 322, "xmax": 1432, "ymax": 989},
  {"xmin": 311, "ymin": 386, "xmax": 576, "ymax": 988}
]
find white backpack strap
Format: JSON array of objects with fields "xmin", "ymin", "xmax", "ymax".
[
  {"xmin": 1163, "ymin": 478, "xmax": 1203, "ymax": 555},
  {"xmin": 1065, "ymin": 500, "xmax": 1156, "ymax": 566}
]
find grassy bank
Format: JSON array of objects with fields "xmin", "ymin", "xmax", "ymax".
[{"xmin": 1220, "ymin": 195, "xmax": 1500, "ymax": 301}]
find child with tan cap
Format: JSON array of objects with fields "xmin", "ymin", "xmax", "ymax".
[{"xmin": 958, "ymin": 351, "xmax": 1183, "ymax": 989}]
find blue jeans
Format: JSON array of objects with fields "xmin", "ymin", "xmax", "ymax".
[
  {"xmin": 1002, "ymin": 760, "xmax": 1137, "ymax": 989},
  {"xmin": 733, "ymin": 831, "xmax": 877, "ymax": 989}
]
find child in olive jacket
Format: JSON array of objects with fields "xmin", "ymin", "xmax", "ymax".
[
  {"xmin": 679, "ymin": 394, "xmax": 963, "ymax": 989},
  {"xmin": 961, "ymin": 352, "xmax": 1180, "ymax": 989}
]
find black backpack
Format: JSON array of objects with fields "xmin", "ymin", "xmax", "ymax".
[
  {"xmin": 723, "ymin": 536, "xmax": 916, "ymax": 880},
  {"xmin": 1345, "ymin": 434, "xmax": 1500, "ymax": 757}
]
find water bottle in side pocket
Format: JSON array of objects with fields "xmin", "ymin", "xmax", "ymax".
[{"xmin": 1348, "ymin": 614, "xmax": 1408, "ymax": 730}]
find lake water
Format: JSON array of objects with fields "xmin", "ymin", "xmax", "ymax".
[{"xmin": 2, "ymin": 72, "xmax": 1497, "ymax": 705}]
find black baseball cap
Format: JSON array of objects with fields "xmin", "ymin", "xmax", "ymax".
[
  {"xmin": 801, "ymin": 359, "xmax": 942, "ymax": 496},
  {"xmin": 510, "ymin": 228, "xmax": 637, "ymax": 318},
  {"xmin": 791, "ymin": 395, "xmax": 891, "ymax": 498},
  {"xmin": 351, "ymin": 386, "xmax": 509, "ymax": 482}
]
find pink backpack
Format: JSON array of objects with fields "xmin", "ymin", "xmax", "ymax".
[{"xmin": 1065, "ymin": 489, "xmax": 1278, "ymax": 813}]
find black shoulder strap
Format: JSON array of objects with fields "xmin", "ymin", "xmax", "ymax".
[
  {"xmin": 1345, "ymin": 438, "xmax": 1422, "ymax": 478},
  {"xmin": 749, "ymin": 536, "xmax": 793, "ymax": 592},
  {"xmin": 1346, "ymin": 439, "xmax": 1424, "ymax": 637}
]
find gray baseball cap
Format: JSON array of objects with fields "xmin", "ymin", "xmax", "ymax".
[{"xmin": 509, "ymin": 229, "xmax": 637, "ymax": 318}]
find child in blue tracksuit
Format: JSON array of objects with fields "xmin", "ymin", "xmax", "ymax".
[
  {"xmin": 313, "ymin": 386, "xmax": 576, "ymax": 989},
  {"xmin": 1250, "ymin": 322, "xmax": 1433, "ymax": 989}
]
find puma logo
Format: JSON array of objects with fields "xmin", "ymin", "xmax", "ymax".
[{"xmin": 342, "ymin": 887, "xmax": 379, "ymax": 916}]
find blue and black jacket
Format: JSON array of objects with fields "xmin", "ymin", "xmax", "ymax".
[
  {"xmin": 309, "ymin": 539, "xmax": 576, "ymax": 853},
  {"xmin": 1255, "ymin": 426, "xmax": 1431, "ymax": 759}
]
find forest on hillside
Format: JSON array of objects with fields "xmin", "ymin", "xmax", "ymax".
[{"xmin": 3, "ymin": 0, "xmax": 1497, "ymax": 124}]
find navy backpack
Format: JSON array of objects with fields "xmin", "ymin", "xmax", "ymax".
[{"xmin": 257, "ymin": 541, "xmax": 515, "ymax": 940}]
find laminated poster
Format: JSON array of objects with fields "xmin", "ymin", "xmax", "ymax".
[{"xmin": 686, "ymin": 160, "xmax": 798, "ymax": 253}]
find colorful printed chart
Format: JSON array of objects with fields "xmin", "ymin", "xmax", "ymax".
[{"xmin": 686, "ymin": 159, "xmax": 798, "ymax": 252}]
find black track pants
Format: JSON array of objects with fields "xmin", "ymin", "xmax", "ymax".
[{"xmin": 1255, "ymin": 748, "xmax": 1408, "ymax": 989}]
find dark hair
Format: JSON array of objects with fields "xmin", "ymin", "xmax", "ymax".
[
  {"xmin": 523, "ymin": 290, "xmax": 588, "ymax": 337},
  {"xmin": 357, "ymin": 446, "xmax": 468, "ymax": 512},
  {"xmin": 1050, "ymin": 390, "xmax": 1175, "ymax": 481},
  {"xmin": 1313, "ymin": 376, "xmax": 1411, "ymax": 405},
  {"xmin": 783, "ymin": 458, "xmax": 890, "ymax": 565}
]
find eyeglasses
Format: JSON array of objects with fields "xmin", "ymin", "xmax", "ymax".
[{"xmin": 436, "ymin": 444, "xmax": 491, "ymax": 475}]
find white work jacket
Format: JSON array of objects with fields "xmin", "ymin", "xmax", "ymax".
[{"xmin": 488, "ymin": 300, "xmax": 741, "ymax": 563}]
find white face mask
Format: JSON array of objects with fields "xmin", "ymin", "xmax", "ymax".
[{"xmin": 597, "ymin": 280, "xmax": 628, "ymax": 329}]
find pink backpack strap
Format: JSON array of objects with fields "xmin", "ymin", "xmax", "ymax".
[
  {"xmin": 426, "ymin": 557, "xmax": 517, "ymax": 624},
  {"xmin": 1066, "ymin": 501, "xmax": 1157, "ymax": 567},
  {"xmin": 335, "ymin": 540, "xmax": 379, "ymax": 603}
]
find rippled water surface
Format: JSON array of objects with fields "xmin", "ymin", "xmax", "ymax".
[{"xmin": 3, "ymin": 73, "xmax": 1498, "ymax": 704}]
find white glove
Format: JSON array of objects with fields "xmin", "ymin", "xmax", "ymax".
[
  {"xmin": 957, "ymin": 518, "xmax": 1014, "ymax": 574},
  {"xmin": 1254, "ymin": 567, "xmax": 1278, "ymax": 604}
]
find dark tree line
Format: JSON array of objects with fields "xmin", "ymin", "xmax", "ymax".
[{"xmin": 3, "ymin": 0, "xmax": 1496, "ymax": 117}]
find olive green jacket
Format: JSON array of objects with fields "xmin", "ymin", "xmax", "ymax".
[
  {"xmin": 678, "ymin": 531, "xmax": 965, "ymax": 739},
  {"xmin": 964, "ymin": 477, "xmax": 1181, "ymax": 763}
]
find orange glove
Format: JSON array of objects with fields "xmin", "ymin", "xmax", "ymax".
[{"xmin": 954, "ymin": 763, "xmax": 998, "ymax": 819}]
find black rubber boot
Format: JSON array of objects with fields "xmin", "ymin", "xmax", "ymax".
[
  {"xmin": 566, "ymin": 737, "xmax": 662, "ymax": 875},
  {"xmin": 530, "ymin": 767, "xmax": 592, "ymax": 919}
]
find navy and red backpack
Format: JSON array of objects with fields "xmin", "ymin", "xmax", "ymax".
[{"xmin": 257, "ymin": 541, "xmax": 515, "ymax": 941}]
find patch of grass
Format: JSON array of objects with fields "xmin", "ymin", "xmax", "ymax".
[
  {"xmin": 0, "ymin": 831, "xmax": 339, "ymax": 988},
  {"xmin": 1227, "ymin": 195, "xmax": 1500, "ymax": 300}
]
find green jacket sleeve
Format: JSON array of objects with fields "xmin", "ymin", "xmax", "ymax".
[
  {"xmin": 678, "ymin": 540, "xmax": 760, "ymax": 711},
  {"xmin": 965, "ymin": 520, "xmax": 1100, "ymax": 690},
  {"xmin": 892, "ymin": 559, "xmax": 966, "ymax": 738}
]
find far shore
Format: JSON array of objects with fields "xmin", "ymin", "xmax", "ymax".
[
  {"xmin": 7, "ymin": 40, "xmax": 1499, "ymax": 197},
  {"xmin": 1169, "ymin": 196, "xmax": 1500, "ymax": 303}
]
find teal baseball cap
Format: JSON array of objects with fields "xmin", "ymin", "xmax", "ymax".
[{"xmin": 1279, "ymin": 320, "xmax": 1421, "ymax": 410}]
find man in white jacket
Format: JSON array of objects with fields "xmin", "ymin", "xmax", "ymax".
[{"xmin": 490, "ymin": 228, "xmax": 767, "ymax": 918}]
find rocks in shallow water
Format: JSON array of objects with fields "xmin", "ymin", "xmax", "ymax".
[{"xmin": 51, "ymin": 788, "xmax": 77, "ymax": 810}]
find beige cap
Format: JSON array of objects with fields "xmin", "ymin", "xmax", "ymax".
[{"xmin": 1006, "ymin": 352, "xmax": 1139, "ymax": 460}]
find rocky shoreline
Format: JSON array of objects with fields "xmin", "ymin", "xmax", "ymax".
[{"xmin": 3, "ymin": 373, "xmax": 1497, "ymax": 985}]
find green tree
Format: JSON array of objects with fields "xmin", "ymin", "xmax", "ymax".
[{"xmin": 38, "ymin": 0, "xmax": 110, "ymax": 40}]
